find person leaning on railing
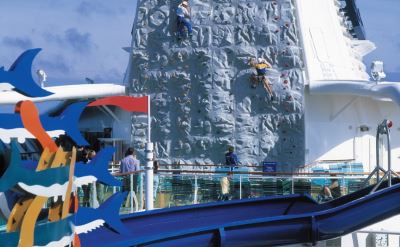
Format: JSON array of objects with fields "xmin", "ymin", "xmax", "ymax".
[
  {"xmin": 225, "ymin": 146, "xmax": 239, "ymax": 172},
  {"xmin": 120, "ymin": 148, "xmax": 141, "ymax": 192}
]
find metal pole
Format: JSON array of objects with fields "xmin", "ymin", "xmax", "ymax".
[
  {"xmin": 239, "ymin": 175, "xmax": 242, "ymax": 199},
  {"xmin": 291, "ymin": 177, "xmax": 294, "ymax": 194},
  {"xmin": 145, "ymin": 95, "xmax": 154, "ymax": 210},
  {"xmin": 147, "ymin": 96, "xmax": 151, "ymax": 143},
  {"xmin": 341, "ymin": 176, "xmax": 345, "ymax": 196},
  {"xmin": 386, "ymin": 123, "xmax": 392, "ymax": 186},
  {"xmin": 376, "ymin": 125, "xmax": 380, "ymax": 182},
  {"xmin": 91, "ymin": 182, "xmax": 99, "ymax": 208},
  {"xmin": 140, "ymin": 173, "xmax": 143, "ymax": 209},
  {"xmin": 194, "ymin": 175, "xmax": 198, "ymax": 204},
  {"xmin": 130, "ymin": 174, "xmax": 134, "ymax": 213}
]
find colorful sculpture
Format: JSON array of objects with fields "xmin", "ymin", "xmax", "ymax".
[
  {"xmin": 0, "ymin": 49, "xmax": 149, "ymax": 246},
  {"xmin": 0, "ymin": 101, "xmax": 89, "ymax": 145}
]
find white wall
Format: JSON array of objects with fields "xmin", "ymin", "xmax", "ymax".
[
  {"xmin": 296, "ymin": 0, "xmax": 370, "ymax": 82},
  {"xmin": 305, "ymin": 92, "xmax": 400, "ymax": 172}
]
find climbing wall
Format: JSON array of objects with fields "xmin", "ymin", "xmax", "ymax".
[{"xmin": 128, "ymin": 0, "xmax": 304, "ymax": 171}]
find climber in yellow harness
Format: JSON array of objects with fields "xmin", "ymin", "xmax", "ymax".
[{"xmin": 249, "ymin": 58, "xmax": 274, "ymax": 100}]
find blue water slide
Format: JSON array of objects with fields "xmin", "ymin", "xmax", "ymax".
[{"xmin": 79, "ymin": 179, "xmax": 400, "ymax": 246}]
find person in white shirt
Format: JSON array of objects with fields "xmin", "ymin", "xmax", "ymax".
[{"xmin": 176, "ymin": 1, "xmax": 193, "ymax": 39}]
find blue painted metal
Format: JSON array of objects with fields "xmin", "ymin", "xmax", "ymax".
[
  {"xmin": 0, "ymin": 192, "xmax": 128, "ymax": 246},
  {"xmin": 79, "ymin": 179, "xmax": 400, "ymax": 246},
  {"xmin": 20, "ymin": 146, "xmax": 121, "ymax": 186},
  {"xmin": 0, "ymin": 143, "xmax": 120, "ymax": 195},
  {"xmin": 0, "ymin": 216, "xmax": 73, "ymax": 247},
  {"xmin": 262, "ymin": 161, "xmax": 277, "ymax": 173},
  {"xmin": 75, "ymin": 147, "xmax": 122, "ymax": 187},
  {"xmin": 0, "ymin": 101, "xmax": 89, "ymax": 146},
  {"xmin": 0, "ymin": 48, "xmax": 53, "ymax": 97},
  {"xmin": 76, "ymin": 192, "xmax": 129, "ymax": 235},
  {"xmin": 0, "ymin": 141, "xmax": 69, "ymax": 194}
]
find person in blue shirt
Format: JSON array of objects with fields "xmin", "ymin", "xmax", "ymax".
[
  {"xmin": 225, "ymin": 146, "xmax": 239, "ymax": 171},
  {"xmin": 119, "ymin": 147, "xmax": 141, "ymax": 208},
  {"xmin": 120, "ymin": 148, "xmax": 140, "ymax": 192},
  {"xmin": 120, "ymin": 148, "xmax": 140, "ymax": 174},
  {"xmin": 176, "ymin": 1, "xmax": 193, "ymax": 39}
]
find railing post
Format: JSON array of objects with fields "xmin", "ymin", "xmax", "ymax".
[
  {"xmin": 194, "ymin": 175, "xmax": 198, "ymax": 204},
  {"xmin": 341, "ymin": 175, "xmax": 345, "ymax": 195},
  {"xmin": 91, "ymin": 182, "xmax": 99, "ymax": 208},
  {"xmin": 145, "ymin": 143, "xmax": 154, "ymax": 210},
  {"xmin": 239, "ymin": 175, "xmax": 242, "ymax": 199},
  {"xmin": 140, "ymin": 172, "xmax": 144, "ymax": 210},
  {"xmin": 291, "ymin": 177, "xmax": 294, "ymax": 194},
  {"xmin": 130, "ymin": 174, "xmax": 134, "ymax": 213}
]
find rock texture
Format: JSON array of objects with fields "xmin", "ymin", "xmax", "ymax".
[{"xmin": 128, "ymin": 0, "xmax": 304, "ymax": 171}]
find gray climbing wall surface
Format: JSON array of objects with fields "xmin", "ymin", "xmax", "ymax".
[{"xmin": 128, "ymin": 0, "xmax": 305, "ymax": 171}]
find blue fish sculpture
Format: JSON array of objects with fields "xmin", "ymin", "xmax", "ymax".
[
  {"xmin": 75, "ymin": 192, "xmax": 129, "ymax": 235},
  {"xmin": 0, "ymin": 142, "xmax": 121, "ymax": 198},
  {"xmin": 74, "ymin": 147, "xmax": 122, "ymax": 187},
  {"xmin": 0, "ymin": 141, "xmax": 70, "ymax": 198},
  {"xmin": 0, "ymin": 192, "xmax": 128, "ymax": 246},
  {"xmin": 0, "ymin": 101, "xmax": 89, "ymax": 146},
  {"xmin": 0, "ymin": 216, "xmax": 74, "ymax": 247},
  {"xmin": 0, "ymin": 48, "xmax": 53, "ymax": 97}
]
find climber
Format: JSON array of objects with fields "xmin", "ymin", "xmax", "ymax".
[
  {"xmin": 176, "ymin": 1, "xmax": 193, "ymax": 39},
  {"xmin": 249, "ymin": 58, "xmax": 274, "ymax": 100}
]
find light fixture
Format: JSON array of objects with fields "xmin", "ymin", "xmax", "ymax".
[
  {"xmin": 370, "ymin": 61, "xmax": 386, "ymax": 82},
  {"xmin": 36, "ymin": 69, "xmax": 47, "ymax": 87}
]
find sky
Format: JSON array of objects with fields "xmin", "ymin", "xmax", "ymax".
[
  {"xmin": 357, "ymin": 0, "xmax": 400, "ymax": 81},
  {"xmin": 0, "ymin": 0, "xmax": 136, "ymax": 85},
  {"xmin": 0, "ymin": 0, "xmax": 399, "ymax": 86}
]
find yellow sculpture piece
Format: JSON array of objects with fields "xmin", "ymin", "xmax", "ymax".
[
  {"xmin": 6, "ymin": 196, "xmax": 34, "ymax": 232},
  {"xmin": 62, "ymin": 148, "xmax": 76, "ymax": 219},
  {"xmin": 15, "ymin": 100, "xmax": 77, "ymax": 246},
  {"xmin": 36, "ymin": 147, "xmax": 52, "ymax": 170}
]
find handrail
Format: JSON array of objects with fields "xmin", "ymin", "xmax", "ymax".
[
  {"xmin": 112, "ymin": 170, "xmax": 145, "ymax": 177},
  {"xmin": 159, "ymin": 164, "xmax": 265, "ymax": 168},
  {"xmin": 157, "ymin": 169, "xmax": 378, "ymax": 176},
  {"xmin": 109, "ymin": 169, "xmax": 400, "ymax": 177},
  {"xmin": 158, "ymin": 162, "xmax": 356, "ymax": 168},
  {"xmin": 114, "ymin": 161, "xmax": 360, "ymax": 169},
  {"xmin": 156, "ymin": 173, "xmax": 367, "ymax": 180}
]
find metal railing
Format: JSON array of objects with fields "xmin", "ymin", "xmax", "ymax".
[{"xmin": 78, "ymin": 171, "xmax": 370, "ymax": 215}]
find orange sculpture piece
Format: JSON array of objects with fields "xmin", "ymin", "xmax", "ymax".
[{"xmin": 16, "ymin": 100, "xmax": 58, "ymax": 152}]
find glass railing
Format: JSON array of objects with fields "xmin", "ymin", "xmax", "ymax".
[
  {"xmin": 77, "ymin": 172, "xmax": 370, "ymax": 215},
  {"xmin": 0, "ymin": 172, "xmax": 374, "ymax": 231}
]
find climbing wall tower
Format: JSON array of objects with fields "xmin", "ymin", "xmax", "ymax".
[{"xmin": 128, "ymin": 0, "xmax": 305, "ymax": 171}]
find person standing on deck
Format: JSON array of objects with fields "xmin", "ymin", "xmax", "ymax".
[
  {"xmin": 225, "ymin": 146, "xmax": 239, "ymax": 172},
  {"xmin": 120, "ymin": 148, "xmax": 140, "ymax": 174},
  {"xmin": 120, "ymin": 148, "xmax": 141, "ymax": 208}
]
